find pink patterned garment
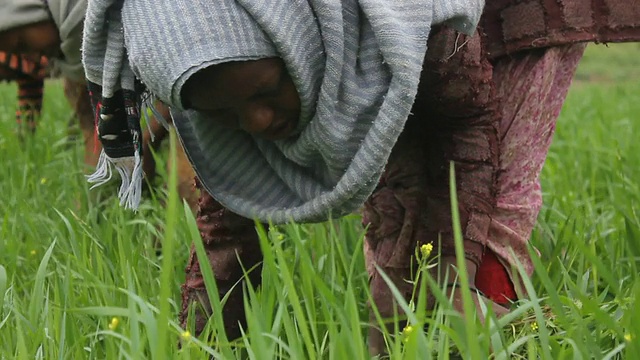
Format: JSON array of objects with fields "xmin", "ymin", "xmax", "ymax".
[
  {"xmin": 362, "ymin": 26, "xmax": 587, "ymax": 315},
  {"xmin": 488, "ymin": 43, "xmax": 587, "ymax": 279}
]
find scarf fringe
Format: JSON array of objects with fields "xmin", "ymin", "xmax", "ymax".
[
  {"xmin": 86, "ymin": 150, "xmax": 113, "ymax": 186},
  {"xmin": 142, "ymin": 108, "xmax": 155, "ymax": 142},
  {"xmin": 141, "ymin": 93, "xmax": 171, "ymax": 140},
  {"xmin": 86, "ymin": 149, "xmax": 143, "ymax": 210}
]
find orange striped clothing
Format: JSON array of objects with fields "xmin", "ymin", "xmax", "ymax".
[{"xmin": 0, "ymin": 52, "xmax": 48, "ymax": 132}]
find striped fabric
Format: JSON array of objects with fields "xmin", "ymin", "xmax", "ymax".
[
  {"xmin": 0, "ymin": 53, "xmax": 48, "ymax": 132},
  {"xmin": 83, "ymin": 0, "xmax": 484, "ymax": 223},
  {"xmin": 0, "ymin": 53, "xmax": 48, "ymax": 79},
  {"xmin": 15, "ymin": 78, "xmax": 44, "ymax": 132}
]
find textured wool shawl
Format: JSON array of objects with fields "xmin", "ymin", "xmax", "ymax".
[
  {"xmin": 83, "ymin": 0, "xmax": 484, "ymax": 223},
  {"xmin": 0, "ymin": 0, "xmax": 86, "ymax": 81}
]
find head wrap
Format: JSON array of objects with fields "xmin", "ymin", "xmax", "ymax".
[
  {"xmin": 83, "ymin": 0, "xmax": 484, "ymax": 222},
  {"xmin": 0, "ymin": 0, "xmax": 86, "ymax": 81}
]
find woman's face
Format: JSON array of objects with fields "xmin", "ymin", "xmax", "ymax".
[
  {"xmin": 0, "ymin": 21, "xmax": 61, "ymax": 59},
  {"xmin": 182, "ymin": 58, "xmax": 301, "ymax": 141}
]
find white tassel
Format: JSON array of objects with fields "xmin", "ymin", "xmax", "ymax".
[
  {"xmin": 124, "ymin": 150, "xmax": 143, "ymax": 209},
  {"xmin": 112, "ymin": 157, "xmax": 134, "ymax": 203},
  {"xmin": 86, "ymin": 150, "xmax": 113, "ymax": 187},
  {"xmin": 86, "ymin": 150, "xmax": 143, "ymax": 211}
]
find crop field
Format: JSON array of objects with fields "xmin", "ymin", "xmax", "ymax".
[{"xmin": 0, "ymin": 43, "xmax": 639, "ymax": 359}]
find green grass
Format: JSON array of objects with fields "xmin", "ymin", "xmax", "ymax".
[
  {"xmin": 574, "ymin": 43, "xmax": 640, "ymax": 83},
  {"xmin": 1, "ymin": 43, "xmax": 639, "ymax": 359}
]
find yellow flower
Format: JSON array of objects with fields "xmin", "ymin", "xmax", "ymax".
[
  {"xmin": 624, "ymin": 333, "xmax": 632, "ymax": 342},
  {"xmin": 402, "ymin": 325, "xmax": 413, "ymax": 337},
  {"xmin": 108, "ymin": 317, "xmax": 119, "ymax": 331},
  {"xmin": 420, "ymin": 243, "xmax": 433, "ymax": 258},
  {"xmin": 181, "ymin": 331, "xmax": 191, "ymax": 340},
  {"xmin": 530, "ymin": 322, "xmax": 539, "ymax": 331},
  {"xmin": 402, "ymin": 325, "xmax": 414, "ymax": 343},
  {"xmin": 277, "ymin": 234, "xmax": 285, "ymax": 241},
  {"xmin": 40, "ymin": 177, "xmax": 47, "ymax": 185},
  {"xmin": 30, "ymin": 250, "xmax": 36, "ymax": 256}
]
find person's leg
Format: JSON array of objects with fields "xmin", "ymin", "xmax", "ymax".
[
  {"xmin": 479, "ymin": 43, "xmax": 588, "ymax": 292},
  {"xmin": 63, "ymin": 78, "xmax": 100, "ymax": 168},
  {"xmin": 16, "ymin": 77, "xmax": 44, "ymax": 134},
  {"xmin": 363, "ymin": 25, "xmax": 586, "ymax": 354},
  {"xmin": 362, "ymin": 120, "xmax": 435, "ymax": 354},
  {"xmin": 141, "ymin": 110, "xmax": 169, "ymax": 187},
  {"xmin": 0, "ymin": 52, "xmax": 47, "ymax": 136},
  {"xmin": 170, "ymin": 144, "xmax": 199, "ymax": 211},
  {"xmin": 180, "ymin": 179, "xmax": 263, "ymax": 339},
  {"xmin": 362, "ymin": 27, "xmax": 498, "ymax": 353},
  {"xmin": 143, "ymin": 102, "xmax": 199, "ymax": 211}
]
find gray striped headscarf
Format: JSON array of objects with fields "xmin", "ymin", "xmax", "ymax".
[{"xmin": 83, "ymin": 0, "xmax": 484, "ymax": 223}]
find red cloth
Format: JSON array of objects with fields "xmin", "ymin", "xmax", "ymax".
[{"xmin": 475, "ymin": 250, "xmax": 516, "ymax": 305}]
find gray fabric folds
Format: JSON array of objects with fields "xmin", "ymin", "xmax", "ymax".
[
  {"xmin": 83, "ymin": 0, "xmax": 484, "ymax": 223},
  {"xmin": 48, "ymin": 0, "xmax": 87, "ymax": 81}
]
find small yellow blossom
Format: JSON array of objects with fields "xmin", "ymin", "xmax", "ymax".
[
  {"xmin": 402, "ymin": 325, "xmax": 414, "ymax": 343},
  {"xmin": 30, "ymin": 250, "xmax": 36, "ymax": 256},
  {"xmin": 530, "ymin": 322, "xmax": 539, "ymax": 331},
  {"xmin": 420, "ymin": 243, "xmax": 433, "ymax": 258},
  {"xmin": 402, "ymin": 325, "xmax": 413, "ymax": 337},
  {"xmin": 40, "ymin": 177, "xmax": 47, "ymax": 185},
  {"xmin": 108, "ymin": 317, "xmax": 119, "ymax": 331},
  {"xmin": 277, "ymin": 234, "xmax": 285, "ymax": 241},
  {"xmin": 181, "ymin": 331, "xmax": 191, "ymax": 340},
  {"xmin": 624, "ymin": 333, "xmax": 632, "ymax": 342}
]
